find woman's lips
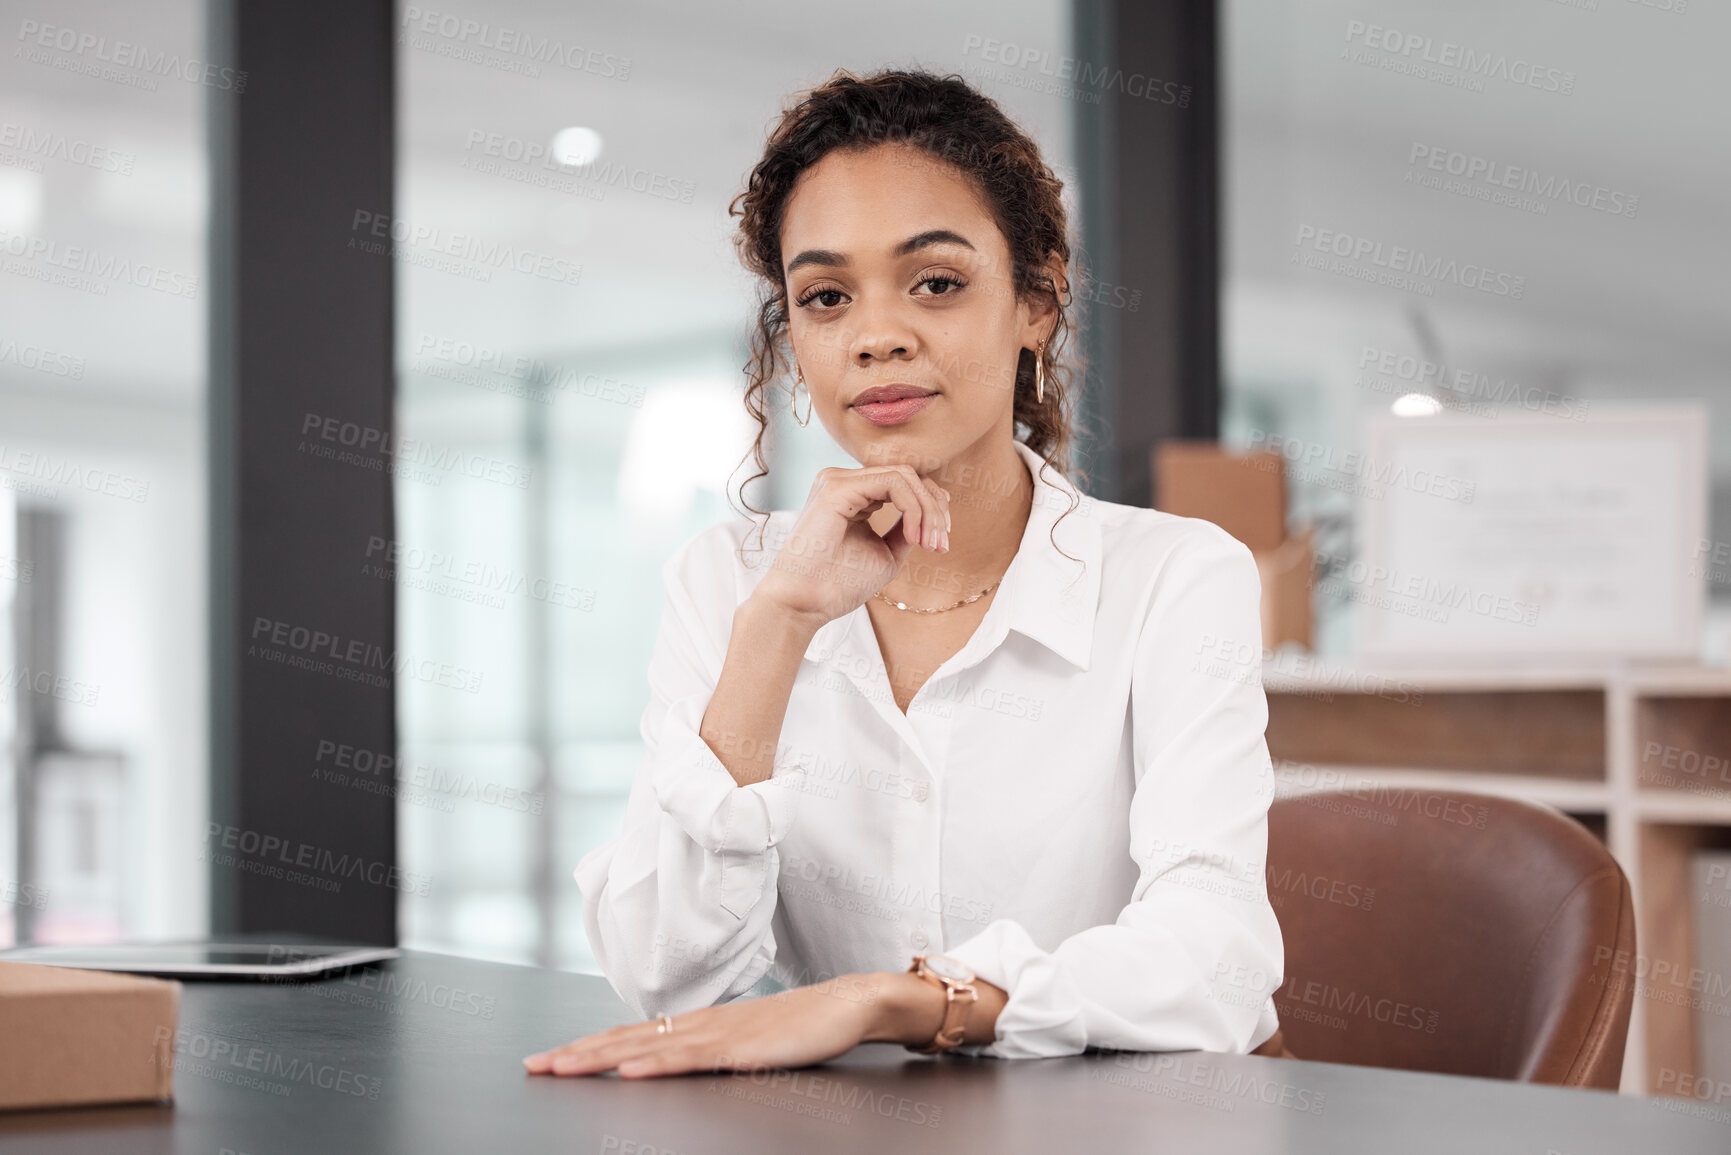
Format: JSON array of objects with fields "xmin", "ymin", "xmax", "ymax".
[{"xmin": 851, "ymin": 393, "xmax": 936, "ymax": 426}]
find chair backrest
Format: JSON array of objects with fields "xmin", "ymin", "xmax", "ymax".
[{"xmin": 1263, "ymin": 789, "xmax": 1635, "ymax": 1088}]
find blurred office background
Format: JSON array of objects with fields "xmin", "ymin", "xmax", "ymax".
[{"xmin": 2, "ymin": 0, "xmax": 1728, "ymax": 1092}]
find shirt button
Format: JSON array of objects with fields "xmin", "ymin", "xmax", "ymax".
[{"xmin": 910, "ymin": 930, "xmax": 929, "ymax": 949}]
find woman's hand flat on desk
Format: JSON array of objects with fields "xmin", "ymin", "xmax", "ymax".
[{"xmin": 523, "ymin": 974, "xmax": 887, "ymax": 1079}]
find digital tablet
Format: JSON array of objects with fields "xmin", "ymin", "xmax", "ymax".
[{"xmin": 0, "ymin": 941, "xmax": 400, "ymax": 978}]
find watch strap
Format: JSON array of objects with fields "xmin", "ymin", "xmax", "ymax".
[{"xmin": 903, "ymin": 954, "xmax": 978, "ymax": 1055}]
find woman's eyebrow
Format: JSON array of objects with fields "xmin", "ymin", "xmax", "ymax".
[
  {"xmin": 894, "ymin": 229, "xmax": 975, "ymax": 257},
  {"xmin": 784, "ymin": 230, "xmax": 977, "ymax": 276}
]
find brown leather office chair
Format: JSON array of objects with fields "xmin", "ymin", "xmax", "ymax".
[{"xmin": 1249, "ymin": 789, "xmax": 1636, "ymax": 1089}]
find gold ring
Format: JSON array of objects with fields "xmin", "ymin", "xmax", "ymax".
[{"xmin": 655, "ymin": 1013, "xmax": 675, "ymax": 1035}]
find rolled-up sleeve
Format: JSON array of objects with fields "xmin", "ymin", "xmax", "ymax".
[
  {"xmin": 945, "ymin": 523, "xmax": 1284, "ymax": 1059},
  {"xmin": 576, "ymin": 527, "xmax": 805, "ymax": 1018}
]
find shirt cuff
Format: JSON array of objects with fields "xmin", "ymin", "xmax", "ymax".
[
  {"xmin": 943, "ymin": 918, "xmax": 1089, "ymax": 1059},
  {"xmin": 648, "ymin": 690, "xmax": 802, "ymax": 915}
]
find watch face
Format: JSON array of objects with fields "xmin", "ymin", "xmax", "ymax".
[{"xmin": 924, "ymin": 954, "xmax": 973, "ymax": 983}]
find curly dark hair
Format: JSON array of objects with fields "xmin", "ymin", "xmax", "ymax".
[{"xmin": 727, "ymin": 67, "xmax": 1091, "ymax": 571}]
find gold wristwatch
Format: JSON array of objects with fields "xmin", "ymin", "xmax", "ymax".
[{"xmin": 904, "ymin": 953, "xmax": 978, "ymax": 1055}]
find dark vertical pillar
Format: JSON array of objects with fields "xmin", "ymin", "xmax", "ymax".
[
  {"xmin": 8, "ymin": 510, "xmax": 65, "ymax": 944},
  {"xmin": 1072, "ymin": 0, "xmax": 1220, "ymax": 507},
  {"xmin": 208, "ymin": 0, "xmax": 397, "ymax": 943}
]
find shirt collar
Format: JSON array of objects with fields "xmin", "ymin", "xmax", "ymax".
[{"xmin": 801, "ymin": 439, "xmax": 1102, "ymax": 671}]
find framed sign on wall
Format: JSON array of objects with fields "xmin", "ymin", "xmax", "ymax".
[{"xmin": 1350, "ymin": 404, "xmax": 1708, "ymax": 662}]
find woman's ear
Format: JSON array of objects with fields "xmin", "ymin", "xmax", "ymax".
[{"xmin": 1022, "ymin": 249, "xmax": 1068, "ymax": 345}]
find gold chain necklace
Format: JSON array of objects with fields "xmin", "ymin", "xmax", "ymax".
[{"xmin": 873, "ymin": 577, "xmax": 1002, "ymax": 614}]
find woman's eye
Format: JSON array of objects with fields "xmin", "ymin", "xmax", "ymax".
[
  {"xmin": 917, "ymin": 275, "xmax": 967, "ymax": 297},
  {"xmin": 797, "ymin": 287, "xmax": 846, "ymax": 310}
]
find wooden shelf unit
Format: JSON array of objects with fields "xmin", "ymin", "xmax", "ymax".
[{"xmin": 1262, "ymin": 658, "xmax": 1731, "ymax": 1097}]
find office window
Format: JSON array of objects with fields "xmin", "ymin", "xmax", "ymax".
[
  {"xmin": 0, "ymin": 0, "xmax": 210, "ymax": 947},
  {"xmin": 1221, "ymin": 0, "xmax": 1731, "ymax": 659},
  {"xmin": 394, "ymin": 0, "xmax": 1079, "ymax": 969}
]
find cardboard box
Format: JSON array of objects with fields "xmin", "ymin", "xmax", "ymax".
[
  {"xmin": 1255, "ymin": 528, "xmax": 1316, "ymax": 652},
  {"xmin": 0, "ymin": 961, "xmax": 179, "ymax": 1110},
  {"xmin": 1153, "ymin": 442, "xmax": 1289, "ymax": 552},
  {"xmin": 1154, "ymin": 442, "xmax": 1314, "ymax": 650}
]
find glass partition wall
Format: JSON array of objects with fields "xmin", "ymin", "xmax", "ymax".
[
  {"xmin": 0, "ymin": 0, "xmax": 210, "ymax": 949},
  {"xmin": 393, "ymin": 0, "xmax": 1081, "ymax": 971}
]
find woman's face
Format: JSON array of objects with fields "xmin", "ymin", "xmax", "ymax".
[{"xmin": 778, "ymin": 143, "xmax": 1053, "ymax": 477}]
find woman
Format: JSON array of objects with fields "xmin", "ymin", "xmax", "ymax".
[{"xmin": 525, "ymin": 68, "xmax": 1282, "ymax": 1079}]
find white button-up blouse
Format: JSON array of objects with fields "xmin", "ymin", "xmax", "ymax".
[{"xmin": 576, "ymin": 438, "xmax": 1284, "ymax": 1059}]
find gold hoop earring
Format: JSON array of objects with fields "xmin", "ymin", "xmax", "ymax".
[
  {"xmin": 792, "ymin": 365, "xmax": 812, "ymax": 427},
  {"xmin": 1034, "ymin": 339, "xmax": 1047, "ymax": 406}
]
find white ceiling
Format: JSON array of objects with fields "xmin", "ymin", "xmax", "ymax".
[{"xmin": 1222, "ymin": 0, "xmax": 1731, "ymax": 434}]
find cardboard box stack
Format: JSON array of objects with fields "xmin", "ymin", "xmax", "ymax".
[{"xmin": 1153, "ymin": 441, "xmax": 1314, "ymax": 651}]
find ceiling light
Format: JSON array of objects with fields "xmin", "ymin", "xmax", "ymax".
[{"xmin": 551, "ymin": 127, "xmax": 603, "ymax": 168}]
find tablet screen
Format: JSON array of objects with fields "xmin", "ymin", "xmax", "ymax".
[{"xmin": 0, "ymin": 942, "xmax": 399, "ymax": 978}]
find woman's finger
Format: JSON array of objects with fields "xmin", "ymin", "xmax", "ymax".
[
  {"xmin": 525, "ymin": 1018, "xmax": 670, "ymax": 1074},
  {"xmin": 874, "ymin": 465, "xmax": 944, "ymax": 552}
]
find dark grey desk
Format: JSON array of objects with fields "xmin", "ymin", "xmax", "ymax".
[{"xmin": 0, "ymin": 950, "xmax": 1722, "ymax": 1153}]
